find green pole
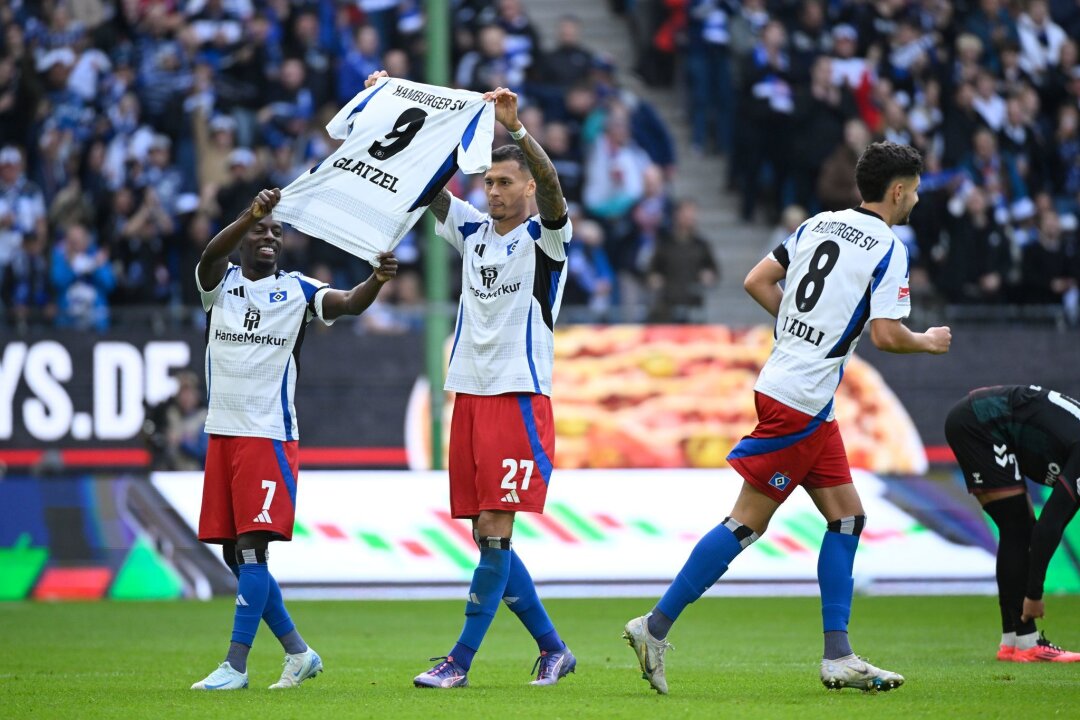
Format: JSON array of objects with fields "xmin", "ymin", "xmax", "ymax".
[{"xmin": 424, "ymin": 0, "xmax": 450, "ymax": 469}]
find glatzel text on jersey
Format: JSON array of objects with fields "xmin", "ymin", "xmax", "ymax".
[
  {"xmin": 470, "ymin": 280, "xmax": 522, "ymax": 300},
  {"xmin": 391, "ymin": 84, "xmax": 468, "ymax": 111},
  {"xmin": 214, "ymin": 329, "xmax": 288, "ymax": 346},
  {"xmin": 332, "ymin": 157, "xmax": 400, "ymax": 193},
  {"xmin": 810, "ymin": 220, "xmax": 880, "ymax": 251}
]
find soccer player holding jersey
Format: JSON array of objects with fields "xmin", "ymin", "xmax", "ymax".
[
  {"xmin": 625, "ymin": 142, "xmax": 952, "ymax": 693},
  {"xmin": 190, "ymin": 188, "xmax": 397, "ymax": 690},
  {"xmin": 945, "ymin": 385, "xmax": 1080, "ymax": 663},
  {"xmin": 392, "ymin": 78, "xmax": 576, "ymax": 688}
]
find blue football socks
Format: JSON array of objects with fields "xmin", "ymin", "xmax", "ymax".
[
  {"xmin": 451, "ymin": 541, "xmax": 512, "ymax": 671},
  {"xmin": 226, "ymin": 551, "xmax": 306, "ymax": 655},
  {"xmin": 504, "ymin": 549, "xmax": 564, "ymax": 652},
  {"xmin": 652, "ymin": 517, "xmax": 758, "ymax": 639},
  {"xmin": 227, "ymin": 555, "xmax": 270, "ymax": 673},
  {"xmin": 819, "ymin": 515, "xmax": 865, "ymax": 659}
]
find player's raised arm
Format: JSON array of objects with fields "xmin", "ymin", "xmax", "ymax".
[
  {"xmin": 487, "ymin": 87, "xmax": 566, "ymax": 222},
  {"xmin": 743, "ymin": 256, "xmax": 787, "ymax": 318},
  {"xmin": 319, "ymin": 251, "xmax": 398, "ymax": 321},
  {"xmin": 197, "ymin": 188, "xmax": 280, "ymax": 290},
  {"xmin": 869, "ymin": 319, "xmax": 951, "ymax": 354}
]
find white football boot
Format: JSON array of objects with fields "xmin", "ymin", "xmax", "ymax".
[
  {"xmin": 269, "ymin": 647, "xmax": 323, "ymax": 689},
  {"xmin": 623, "ymin": 615, "xmax": 673, "ymax": 694},
  {"xmin": 820, "ymin": 653, "xmax": 904, "ymax": 691},
  {"xmin": 191, "ymin": 661, "xmax": 248, "ymax": 690}
]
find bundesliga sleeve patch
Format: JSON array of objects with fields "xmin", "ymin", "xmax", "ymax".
[{"xmin": 897, "ymin": 286, "xmax": 910, "ymax": 301}]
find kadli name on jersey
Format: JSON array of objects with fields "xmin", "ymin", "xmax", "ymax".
[
  {"xmin": 332, "ymin": 156, "xmax": 401, "ymax": 194},
  {"xmin": 780, "ymin": 315, "xmax": 825, "ymax": 347}
]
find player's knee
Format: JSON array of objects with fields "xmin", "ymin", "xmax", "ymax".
[
  {"xmin": 722, "ymin": 516, "xmax": 761, "ymax": 548},
  {"xmin": 983, "ymin": 493, "xmax": 1033, "ymax": 536},
  {"xmin": 826, "ymin": 515, "xmax": 866, "ymax": 536}
]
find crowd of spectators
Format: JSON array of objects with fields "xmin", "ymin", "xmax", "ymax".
[
  {"xmin": 634, "ymin": 0, "xmax": 1080, "ymax": 320},
  {"xmin": 0, "ymin": 0, "xmax": 711, "ymax": 333}
]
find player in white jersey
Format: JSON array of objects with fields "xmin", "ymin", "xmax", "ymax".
[
  {"xmin": 625, "ymin": 142, "xmax": 951, "ymax": 694},
  {"xmin": 190, "ymin": 187, "xmax": 397, "ymax": 691},
  {"xmin": 352, "ymin": 71, "xmax": 579, "ymax": 690}
]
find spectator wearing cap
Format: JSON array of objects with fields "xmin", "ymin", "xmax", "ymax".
[
  {"xmin": 0, "ymin": 146, "xmax": 47, "ymax": 274},
  {"xmin": 51, "ymin": 222, "xmax": 114, "ymax": 331},
  {"xmin": 1017, "ymin": 0, "xmax": 1068, "ymax": 84},
  {"xmin": 38, "ymin": 47, "xmax": 95, "ymax": 143}
]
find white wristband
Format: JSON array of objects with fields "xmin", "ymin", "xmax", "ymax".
[{"xmin": 509, "ymin": 124, "xmax": 528, "ymax": 141}]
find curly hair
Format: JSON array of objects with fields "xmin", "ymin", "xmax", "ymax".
[{"xmin": 855, "ymin": 142, "xmax": 924, "ymax": 203}]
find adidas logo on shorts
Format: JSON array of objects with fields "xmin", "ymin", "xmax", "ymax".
[
  {"xmin": 252, "ymin": 510, "xmax": 273, "ymax": 523},
  {"xmin": 500, "ymin": 490, "xmax": 521, "ymax": 503}
]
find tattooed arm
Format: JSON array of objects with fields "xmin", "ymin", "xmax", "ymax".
[
  {"xmin": 486, "ymin": 87, "xmax": 566, "ymax": 222},
  {"xmin": 429, "ymin": 187, "xmax": 452, "ymax": 224}
]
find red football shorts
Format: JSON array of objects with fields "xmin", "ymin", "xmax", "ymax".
[
  {"xmin": 726, "ymin": 392, "xmax": 851, "ymax": 503},
  {"xmin": 448, "ymin": 393, "xmax": 555, "ymax": 518},
  {"xmin": 199, "ymin": 434, "xmax": 299, "ymax": 543}
]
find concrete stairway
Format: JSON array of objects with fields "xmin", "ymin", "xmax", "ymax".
[{"xmin": 527, "ymin": 1, "xmax": 771, "ymax": 326}]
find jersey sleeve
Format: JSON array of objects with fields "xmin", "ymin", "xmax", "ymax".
[
  {"xmin": 768, "ymin": 219, "xmax": 810, "ymax": 269},
  {"xmin": 536, "ymin": 213, "xmax": 572, "ymax": 261},
  {"xmin": 869, "ymin": 239, "xmax": 912, "ymax": 321},
  {"xmin": 325, "ymin": 76, "xmax": 390, "ymax": 140},
  {"xmin": 195, "ymin": 262, "xmax": 231, "ymax": 312},
  {"xmin": 292, "ymin": 271, "xmax": 334, "ymax": 326},
  {"xmin": 435, "ymin": 194, "xmax": 487, "ymax": 255},
  {"xmin": 455, "ymin": 100, "xmax": 496, "ymax": 174}
]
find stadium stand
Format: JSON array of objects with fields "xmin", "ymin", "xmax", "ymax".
[{"xmin": 0, "ymin": 1, "xmax": 1077, "ymax": 331}]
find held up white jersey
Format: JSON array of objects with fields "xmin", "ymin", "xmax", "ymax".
[
  {"xmin": 437, "ymin": 196, "xmax": 572, "ymax": 396},
  {"xmin": 198, "ymin": 263, "xmax": 334, "ymax": 441},
  {"xmin": 756, "ymin": 207, "xmax": 911, "ymax": 418},
  {"xmin": 276, "ymin": 77, "xmax": 495, "ymax": 263}
]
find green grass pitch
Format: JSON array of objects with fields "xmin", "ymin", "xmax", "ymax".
[{"xmin": 6, "ymin": 595, "xmax": 1080, "ymax": 719}]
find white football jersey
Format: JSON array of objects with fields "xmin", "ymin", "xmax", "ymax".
[
  {"xmin": 198, "ymin": 263, "xmax": 334, "ymax": 441},
  {"xmin": 275, "ymin": 77, "xmax": 495, "ymax": 263},
  {"xmin": 756, "ymin": 207, "xmax": 911, "ymax": 419},
  {"xmin": 437, "ymin": 195, "xmax": 572, "ymax": 396}
]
